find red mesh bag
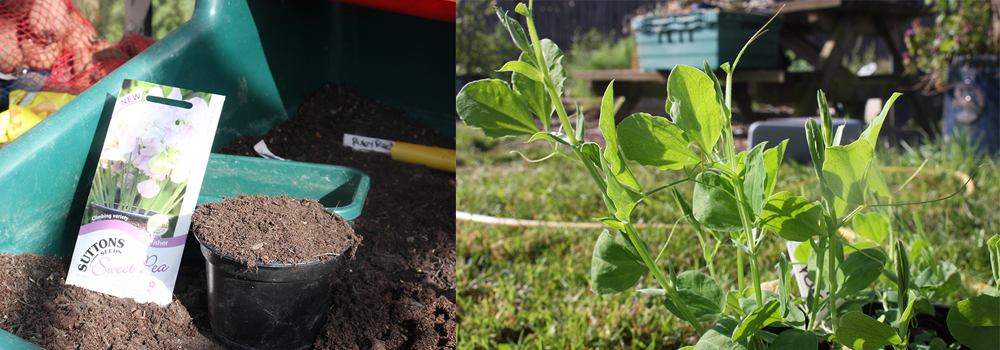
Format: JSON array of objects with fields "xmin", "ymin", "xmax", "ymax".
[{"xmin": 1, "ymin": 0, "xmax": 157, "ymax": 105}]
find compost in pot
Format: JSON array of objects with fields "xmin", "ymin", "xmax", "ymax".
[{"xmin": 191, "ymin": 195, "xmax": 361, "ymax": 350}]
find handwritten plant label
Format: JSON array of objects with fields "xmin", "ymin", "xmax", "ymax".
[
  {"xmin": 344, "ymin": 133, "xmax": 395, "ymax": 153},
  {"xmin": 66, "ymin": 80, "xmax": 225, "ymax": 305}
]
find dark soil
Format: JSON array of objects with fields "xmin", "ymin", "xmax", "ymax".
[
  {"xmin": 0, "ymin": 253, "xmax": 217, "ymax": 349},
  {"xmin": 0, "ymin": 83, "xmax": 456, "ymax": 349},
  {"xmin": 191, "ymin": 195, "xmax": 360, "ymax": 266}
]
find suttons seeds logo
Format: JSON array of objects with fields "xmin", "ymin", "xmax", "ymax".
[{"xmin": 76, "ymin": 238, "xmax": 125, "ymax": 272}]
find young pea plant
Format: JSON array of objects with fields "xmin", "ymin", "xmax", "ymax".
[
  {"xmin": 782, "ymin": 91, "xmax": 997, "ymax": 350},
  {"xmin": 458, "ymin": 2, "xmax": 824, "ymax": 348},
  {"xmin": 457, "ymin": 0, "xmax": 712, "ymax": 336}
]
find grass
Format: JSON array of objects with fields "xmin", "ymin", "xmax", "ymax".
[{"xmin": 457, "ymin": 121, "xmax": 999, "ymax": 349}]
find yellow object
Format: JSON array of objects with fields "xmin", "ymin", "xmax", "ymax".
[
  {"xmin": 5, "ymin": 90, "xmax": 76, "ymax": 141},
  {"xmin": 391, "ymin": 142, "xmax": 456, "ymax": 173},
  {"xmin": 0, "ymin": 110, "xmax": 9, "ymax": 143}
]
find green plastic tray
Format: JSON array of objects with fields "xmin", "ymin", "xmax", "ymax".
[
  {"xmin": 0, "ymin": 0, "xmax": 453, "ymax": 257},
  {"xmin": 198, "ymin": 154, "xmax": 370, "ymax": 222}
]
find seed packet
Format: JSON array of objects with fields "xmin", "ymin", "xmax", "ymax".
[{"xmin": 65, "ymin": 80, "xmax": 225, "ymax": 305}]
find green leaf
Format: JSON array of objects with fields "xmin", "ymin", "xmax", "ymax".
[
  {"xmin": 900, "ymin": 295, "xmax": 933, "ymax": 330},
  {"xmin": 540, "ymin": 39, "xmax": 566, "ymax": 97},
  {"xmin": 495, "ymin": 8, "xmax": 535, "ymax": 65},
  {"xmin": 600, "ymin": 82, "xmax": 641, "ymax": 191},
  {"xmin": 822, "ymin": 140, "xmax": 874, "ymax": 205},
  {"xmin": 737, "ymin": 291, "xmax": 781, "ymax": 317},
  {"xmin": 703, "ymin": 61, "xmax": 732, "ymax": 123},
  {"xmin": 836, "ymin": 311, "xmax": 903, "ymax": 350},
  {"xmin": 732, "ymin": 300, "xmax": 783, "ymax": 341},
  {"xmin": 590, "ymin": 229, "xmax": 648, "ymax": 295},
  {"xmin": 989, "ymin": 234, "xmax": 999, "ymax": 283},
  {"xmin": 514, "ymin": 2, "xmax": 528, "ymax": 16},
  {"xmin": 836, "ymin": 248, "xmax": 888, "ymax": 297},
  {"xmin": 728, "ymin": 292, "xmax": 746, "ymax": 318},
  {"xmin": 742, "ymin": 141, "xmax": 768, "ymax": 216},
  {"xmin": 527, "ymin": 131, "xmax": 570, "ymax": 145},
  {"xmin": 760, "ymin": 192, "xmax": 825, "ymax": 241},
  {"xmin": 859, "ymin": 93, "xmax": 902, "ymax": 148},
  {"xmin": 579, "ymin": 142, "xmax": 616, "ymax": 215},
  {"xmin": 513, "ymin": 54, "xmax": 553, "ymax": 131},
  {"xmin": 498, "ymin": 60, "xmax": 543, "ymax": 81},
  {"xmin": 456, "ymin": 79, "xmax": 539, "ymax": 138},
  {"xmin": 597, "ymin": 218, "xmax": 625, "ymax": 231},
  {"xmin": 762, "ymin": 139, "xmax": 788, "ymax": 199},
  {"xmin": 670, "ymin": 187, "xmax": 703, "ymax": 232},
  {"xmin": 640, "ymin": 270, "xmax": 726, "ymax": 321},
  {"xmin": 666, "ymin": 65, "xmax": 723, "ymax": 154},
  {"xmin": 602, "ymin": 154, "xmax": 644, "ymax": 222},
  {"xmin": 818, "ymin": 90, "xmax": 833, "ymax": 146},
  {"xmin": 618, "ymin": 113, "xmax": 700, "ymax": 169},
  {"xmin": 693, "ymin": 172, "xmax": 745, "ymax": 232},
  {"xmin": 947, "ymin": 294, "xmax": 1000, "ymax": 350},
  {"xmin": 767, "ymin": 329, "xmax": 818, "ymax": 350},
  {"xmin": 694, "ymin": 319, "xmax": 749, "ymax": 350},
  {"xmin": 866, "ymin": 157, "xmax": 892, "ymax": 202},
  {"xmin": 894, "ymin": 240, "xmax": 911, "ymax": 321},
  {"xmin": 852, "ymin": 212, "xmax": 889, "ymax": 243}
]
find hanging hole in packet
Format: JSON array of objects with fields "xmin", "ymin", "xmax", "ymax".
[{"xmin": 146, "ymin": 94, "xmax": 193, "ymax": 109}]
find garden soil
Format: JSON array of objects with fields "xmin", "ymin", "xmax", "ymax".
[{"xmin": 0, "ymin": 83, "xmax": 456, "ymax": 349}]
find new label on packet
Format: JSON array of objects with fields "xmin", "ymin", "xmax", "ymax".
[{"xmin": 65, "ymin": 80, "xmax": 225, "ymax": 305}]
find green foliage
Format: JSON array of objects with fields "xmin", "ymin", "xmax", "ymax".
[
  {"xmin": 904, "ymin": 0, "xmax": 999, "ymax": 91},
  {"xmin": 760, "ymin": 192, "xmax": 825, "ymax": 241},
  {"xmin": 836, "ymin": 311, "xmax": 904, "ymax": 350},
  {"xmin": 693, "ymin": 319, "xmax": 748, "ymax": 350},
  {"xmin": 946, "ymin": 293, "xmax": 1000, "ymax": 350},
  {"xmin": 456, "ymin": 0, "xmax": 519, "ymax": 78},
  {"xmin": 456, "ymin": 80, "xmax": 539, "ymax": 138},
  {"xmin": 591, "ymin": 229, "xmax": 647, "ymax": 295},
  {"xmin": 455, "ymin": 2, "xmax": 992, "ymax": 349}
]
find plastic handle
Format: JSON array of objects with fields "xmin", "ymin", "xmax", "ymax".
[{"xmin": 390, "ymin": 142, "xmax": 455, "ymax": 173}]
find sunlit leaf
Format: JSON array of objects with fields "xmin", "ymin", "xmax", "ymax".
[
  {"xmin": 852, "ymin": 212, "xmax": 888, "ymax": 243},
  {"xmin": 947, "ymin": 293, "xmax": 1000, "ymax": 350},
  {"xmin": 836, "ymin": 311, "xmax": 903, "ymax": 350},
  {"xmin": 618, "ymin": 113, "xmax": 700, "ymax": 170},
  {"xmin": 760, "ymin": 192, "xmax": 825, "ymax": 241},
  {"xmin": 456, "ymin": 79, "xmax": 539, "ymax": 138},
  {"xmin": 666, "ymin": 65, "xmax": 723, "ymax": 154},
  {"xmin": 823, "ymin": 140, "xmax": 874, "ymax": 205},
  {"xmin": 732, "ymin": 300, "xmax": 782, "ymax": 341},
  {"xmin": 600, "ymin": 82, "xmax": 641, "ymax": 191}
]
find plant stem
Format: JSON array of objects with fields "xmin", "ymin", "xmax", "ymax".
[
  {"xmin": 827, "ymin": 229, "xmax": 840, "ymax": 334},
  {"xmin": 524, "ymin": 0, "xmax": 577, "ymax": 145},
  {"xmin": 623, "ymin": 223, "xmax": 707, "ymax": 335},
  {"xmin": 732, "ymin": 176, "xmax": 763, "ymax": 306},
  {"xmin": 737, "ymin": 250, "xmax": 745, "ymax": 294},
  {"xmin": 808, "ymin": 238, "xmax": 826, "ymax": 331}
]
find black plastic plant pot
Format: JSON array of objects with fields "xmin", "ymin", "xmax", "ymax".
[{"xmin": 195, "ymin": 234, "xmax": 348, "ymax": 350}]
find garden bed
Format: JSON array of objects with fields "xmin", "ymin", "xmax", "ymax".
[{"xmin": 0, "ymin": 83, "xmax": 456, "ymax": 349}]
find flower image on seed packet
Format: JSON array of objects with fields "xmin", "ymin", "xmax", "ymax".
[{"xmin": 66, "ymin": 79, "xmax": 225, "ymax": 305}]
